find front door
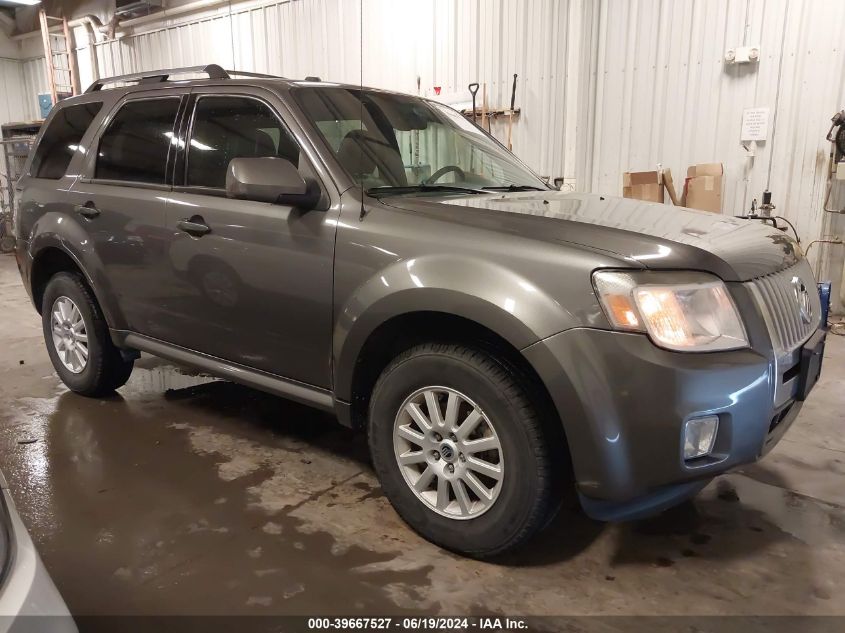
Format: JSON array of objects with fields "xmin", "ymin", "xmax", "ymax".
[
  {"xmin": 157, "ymin": 89, "xmax": 338, "ymax": 388},
  {"xmin": 68, "ymin": 91, "xmax": 185, "ymax": 337}
]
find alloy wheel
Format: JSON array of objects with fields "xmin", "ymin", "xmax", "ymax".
[
  {"xmin": 393, "ymin": 386, "xmax": 504, "ymax": 519},
  {"xmin": 50, "ymin": 296, "xmax": 89, "ymax": 374}
]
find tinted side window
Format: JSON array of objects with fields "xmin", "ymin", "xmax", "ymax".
[
  {"xmin": 187, "ymin": 96, "xmax": 301, "ymax": 189},
  {"xmin": 31, "ymin": 102, "xmax": 103, "ymax": 179},
  {"xmin": 96, "ymin": 98, "xmax": 180, "ymax": 183}
]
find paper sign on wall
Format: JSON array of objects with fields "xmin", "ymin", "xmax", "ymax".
[{"xmin": 741, "ymin": 107, "xmax": 770, "ymax": 141}]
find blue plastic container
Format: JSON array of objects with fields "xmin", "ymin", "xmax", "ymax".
[{"xmin": 818, "ymin": 282, "xmax": 831, "ymax": 327}]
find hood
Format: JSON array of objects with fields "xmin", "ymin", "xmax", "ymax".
[{"xmin": 383, "ymin": 190, "xmax": 801, "ymax": 281}]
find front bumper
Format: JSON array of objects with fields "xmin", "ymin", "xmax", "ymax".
[{"xmin": 523, "ymin": 326, "xmax": 821, "ymax": 520}]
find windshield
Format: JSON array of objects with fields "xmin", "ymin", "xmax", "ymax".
[{"xmin": 292, "ymin": 86, "xmax": 548, "ymax": 195}]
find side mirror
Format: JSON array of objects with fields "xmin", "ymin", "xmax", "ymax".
[{"xmin": 226, "ymin": 157, "xmax": 321, "ymax": 209}]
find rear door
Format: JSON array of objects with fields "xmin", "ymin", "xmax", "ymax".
[
  {"xmin": 69, "ymin": 90, "xmax": 187, "ymax": 337},
  {"xmin": 156, "ymin": 86, "xmax": 339, "ymax": 388},
  {"xmin": 15, "ymin": 96, "xmax": 107, "ymax": 292}
]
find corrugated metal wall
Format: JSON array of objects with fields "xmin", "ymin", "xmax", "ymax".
[
  {"xmin": 78, "ymin": 0, "xmax": 581, "ymax": 183},
  {"xmin": 21, "ymin": 57, "xmax": 47, "ymax": 120},
  {"xmin": 580, "ymin": 0, "xmax": 845, "ymax": 305},
  {"xmin": 0, "ymin": 56, "xmax": 30, "ymax": 208},
  {"xmin": 0, "ymin": 58, "xmax": 29, "ymax": 125}
]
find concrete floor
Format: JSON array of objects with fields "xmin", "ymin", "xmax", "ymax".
[{"xmin": 1, "ymin": 253, "xmax": 844, "ymax": 619}]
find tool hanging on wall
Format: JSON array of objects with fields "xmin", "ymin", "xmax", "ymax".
[
  {"xmin": 823, "ymin": 109, "xmax": 845, "ymax": 213},
  {"xmin": 468, "ymin": 83, "xmax": 480, "ymax": 125},
  {"xmin": 467, "ymin": 82, "xmax": 480, "ymax": 171},
  {"xmin": 486, "ymin": 83, "xmax": 492, "ymax": 132},
  {"xmin": 507, "ymin": 74, "xmax": 518, "ymax": 151},
  {"xmin": 460, "ymin": 81, "xmax": 521, "ymax": 126},
  {"xmin": 826, "ymin": 110, "xmax": 845, "ymax": 162},
  {"xmin": 481, "ymin": 83, "xmax": 489, "ymax": 131},
  {"xmin": 413, "ymin": 76, "xmax": 421, "ymax": 168}
]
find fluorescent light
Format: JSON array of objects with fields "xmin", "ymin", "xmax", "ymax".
[{"xmin": 4, "ymin": 1, "xmax": 43, "ymax": 6}]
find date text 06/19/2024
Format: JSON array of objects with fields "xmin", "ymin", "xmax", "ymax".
[{"xmin": 307, "ymin": 617, "xmax": 529, "ymax": 630}]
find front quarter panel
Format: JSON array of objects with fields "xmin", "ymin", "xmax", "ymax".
[{"xmin": 332, "ymin": 192, "xmax": 626, "ymax": 401}]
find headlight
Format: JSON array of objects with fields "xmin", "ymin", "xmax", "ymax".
[{"xmin": 592, "ymin": 270, "xmax": 748, "ymax": 352}]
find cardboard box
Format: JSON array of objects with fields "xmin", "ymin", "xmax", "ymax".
[
  {"xmin": 622, "ymin": 171, "xmax": 664, "ymax": 203},
  {"xmin": 683, "ymin": 163, "xmax": 723, "ymax": 213},
  {"xmin": 662, "ymin": 168, "xmax": 681, "ymax": 206}
]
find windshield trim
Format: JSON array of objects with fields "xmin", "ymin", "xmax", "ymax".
[{"xmin": 366, "ymin": 184, "xmax": 490, "ymax": 197}]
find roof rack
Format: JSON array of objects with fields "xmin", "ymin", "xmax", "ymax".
[
  {"xmin": 226, "ymin": 69, "xmax": 282, "ymax": 80},
  {"xmin": 84, "ymin": 64, "xmax": 282, "ymax": 93}
]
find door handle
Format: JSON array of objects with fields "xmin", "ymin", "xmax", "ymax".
[
  {"xmin": 177, "ymin": 217, "xmax": 211, "ymax": 237},
  {"xmin": 74, "ymin": 203, "xmax": 100, "ymax": 219}
]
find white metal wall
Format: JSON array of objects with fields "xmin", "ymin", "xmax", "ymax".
[
  {"xmin": 73, "ymin": 0, "xmax": 581, "ymax": 183},
  {"xmin": 0, "ymin": 56, "xmax": 31, "ymax": 206},
  {"xmin": 579, "ymin": 0, "xmax": 845, "ymax": 303},
  {"xmin": 20, "ymin": 57, "xmax": 47, "ymax": 121},
  {"xmin": 0, "ymin": 58, "xmax": 29, "ymax": 125}
]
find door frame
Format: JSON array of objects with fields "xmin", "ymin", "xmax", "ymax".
[
  {"xmin": 76, "ymin": 87, "xmax": 191, "ymax": 192},
  {"xmin": 169, "ymin": 84, "xmax": 340, "ymax": 209}
]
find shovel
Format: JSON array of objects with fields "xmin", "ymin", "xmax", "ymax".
[{"xmin": 468, "ymin": 83, "xmax": 479, "ymax": 124}]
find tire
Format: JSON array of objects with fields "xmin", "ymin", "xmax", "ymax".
[
  {"xmin": 41, "ymin": 272, "xmax": 134, "ymax": 396},
  {"xmin": 368, "ymin": 343, "xmax": 554, "ymax": 558}
]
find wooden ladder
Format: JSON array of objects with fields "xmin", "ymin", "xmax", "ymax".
[{"xmin": 38, "ymin": 9, "xmax": 80, "ymax": 107}]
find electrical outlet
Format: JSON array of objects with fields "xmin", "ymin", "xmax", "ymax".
[{"xmin": 725, "ymin": 46, "xmax": 760, "ymax": 64}]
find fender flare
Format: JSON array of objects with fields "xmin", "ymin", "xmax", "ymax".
[
  {"xmin": 28, "ymin": 215, "xmax": 125, "ymax": 329},
  {"xmin": 332, "ymin": 254, "xmax": 577, "ymax": 402}
]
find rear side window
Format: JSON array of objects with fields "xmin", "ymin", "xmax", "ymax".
[
  {"xmin": 96, "ymin": 98, "xmax": 180, "ymax": 184},
  {"xmin": 186, "ymin": 96, "xmax": 301, "ymax": 189},
  {"xmin": 30, "ymin": 102, "xmax": 102, "ymax": 179}
]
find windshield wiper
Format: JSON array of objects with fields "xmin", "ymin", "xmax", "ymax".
[
  {"xmin": 367, "ymin": 184, "xmax": 488, "ymax": 197},
  {"xmin": 481, "ymin": 184, "xmax": 547, "ymax": 192}
]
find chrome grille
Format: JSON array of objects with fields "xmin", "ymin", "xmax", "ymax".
[{"xmin": 746, "ymin": 259, "xmax": 821, "ymax": 354}]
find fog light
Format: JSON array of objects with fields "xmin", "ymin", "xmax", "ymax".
[{"xmin": 684, "ymin": 416, "xmax": 719, "ymax": 460}]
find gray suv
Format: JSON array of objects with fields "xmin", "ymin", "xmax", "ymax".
[{"xmin": 12, "ymin": 65, "xmax": 826, "ymax": 557}]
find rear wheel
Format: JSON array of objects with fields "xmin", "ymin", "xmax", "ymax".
[
  {"xmin": 41, "ymin": 272, "xmax": 134, "ymax": 396},
  {"xmin": 368, "ymin": 343, "xmax": 555, "ymax": 558}
]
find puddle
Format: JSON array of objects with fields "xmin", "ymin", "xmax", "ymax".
[{"xmin": 124, "ymin": 359, "xmax": 220, "ymax": 394}]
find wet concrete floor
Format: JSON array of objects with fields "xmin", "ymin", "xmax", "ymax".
[{"xmin": 1, "ymin": 254, "xmax": 844, "ymax": 618}]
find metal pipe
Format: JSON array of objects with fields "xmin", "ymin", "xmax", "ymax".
[
  {"xmin": 75, "ymin": 18, "xmax": 101, "ymax": 82},
  {"xmin": 12, "ymin": 0, "xmax": 225, "ymax": 40},
  {"xmin": 823, "ymin": 179, "xmax": 844, "ymax": 214},
  {"xmin": 804, "ymin": 237, "xmax": 845, "ymax": 279},
  {"xmin": 119, "ymin": 0, "xmax": 232, "ymax": 29},
  {"xmin": 70, "ymin": 15, "xmax": 106, "ymax": 42}
]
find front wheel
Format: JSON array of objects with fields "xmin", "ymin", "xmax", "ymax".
[
  {"xmin": 368, "ymin": 343, "xmax": 555, "ymax": 558},
  {"xmin": 41, "ymin": 272, "xmax": 134, "ymax": 396}
]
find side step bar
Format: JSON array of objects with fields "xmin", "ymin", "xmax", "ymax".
[{"xmin": 119, "ymin": 331, "xmax": 334, "ymax": 412}]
